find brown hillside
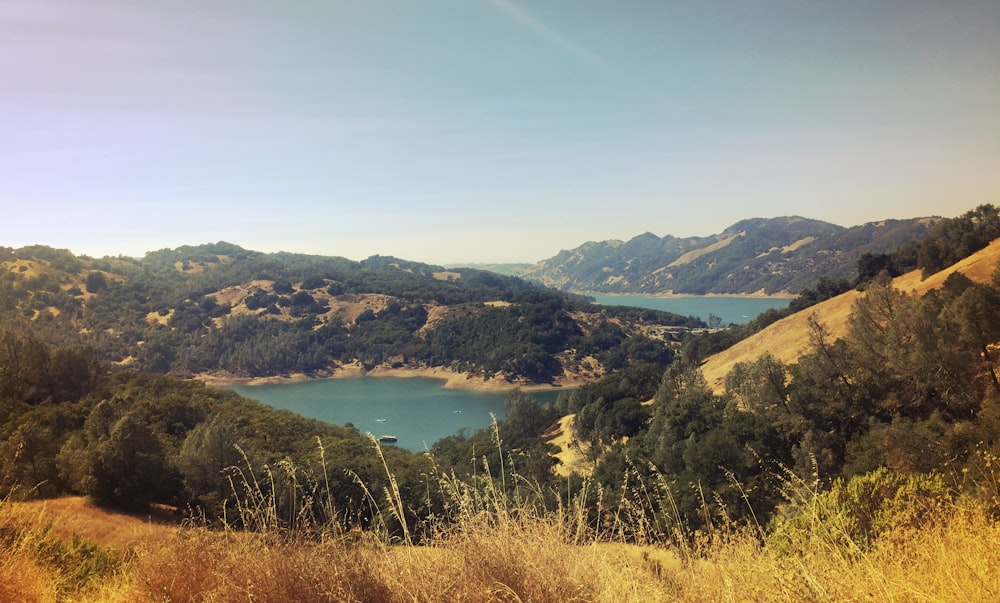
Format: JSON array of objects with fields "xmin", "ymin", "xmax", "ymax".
[{"xmin": 700, "ymin": 238, "xmax": 1000, "ymax": 393}]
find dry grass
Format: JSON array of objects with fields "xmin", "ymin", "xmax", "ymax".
[
  {"xmin": 701, "ymin": 238, "xmax": 1000, "ymax": 393},
  {"xmin": 119, "ymin": 515, "xmax": 679, "ymax": 603},
  {"xmin": 5, "ymin": 494, "xmax": 997, "ymax": 602},
  {"xmin": 666, "ymin": 503, "xmax": 1000, "ymax": 602},
  {"xmin": 12, "ymin": 497, "xmax": 179, "ymax": 550},
  {"xmin": 4, "ymin": 436, "xmax": 1000, "ymax": 602},
  {"xmin": 700, "ymin": 288, "xmax": 862, "ymax": 392},
  {"xmin": 545, "ymin": 414, "xmax": 595, "ymax": 478}
]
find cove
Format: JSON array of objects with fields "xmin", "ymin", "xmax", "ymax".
[
  {"xmin": 231, "ymin": 377, "xmax": 563, "ymax": 452},
  {"xmin": 589, "ymin": 294, "xmax": 791, "ymax": 325}
]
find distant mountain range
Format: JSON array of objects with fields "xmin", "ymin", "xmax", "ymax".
[{"xmin": 516, "ymin": 216, "xmax": 938, "ymax": 295}]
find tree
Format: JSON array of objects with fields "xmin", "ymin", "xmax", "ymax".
[
  {"xmin": 179, "ymin": 414, "xmax": 242, "ymax": 505},
  {"xmin": 725, "ymin": 353, "xmax": 790, "ymax": 413},
  {"xmin": 847, "ymin": 274, "xmax": 909, "ymax": 379},
  {"xmin": 58, "ymin": 400, "xmax": 180, "ymax": 510},
  {"xmin": 501, "ymin": 389, "xmax": 558, "ymax": 449},
  {"xmin": 0, "ymin": 328, "xmax": 51, "ymax": 405},
  {"xmin": 0, "ymin": 419, "xmax": 63, "ymax": 497},
  {"xmin": 940, "ymin": 282, "xmax": 1000, "ymax": 394},
  {"xmin": 85, "ymin": 271, "xmax": 107, "ymax": 293}
]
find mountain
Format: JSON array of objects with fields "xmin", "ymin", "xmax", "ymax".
[
  {"xmin": 0, "ymin": 243, "xmax": 700, "ymax": 387},
  {"xmin": 520, "ymin": 216, "xmax": 937, "ymax": 295}
]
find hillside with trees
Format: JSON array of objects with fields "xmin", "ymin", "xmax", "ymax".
[
  {"xmin": 520, "ymin": 215, "xmax": 937, "ymax": 295},
  {"xmin": 0, "ymin": 243, "xmax": 698, "ymax": 386}
]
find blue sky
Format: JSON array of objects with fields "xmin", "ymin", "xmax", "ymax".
[{"xmin": 2, "ymin": 1, "xmax": 998, "ymax": 263}]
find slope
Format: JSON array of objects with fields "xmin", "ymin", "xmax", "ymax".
[
  {"xmin": 700, "ymin": 238, "xmax": 1000, "ymax": 393},
  {"xmin": 521, "ymin": 216, "xmax": 935, "ymax": 295}
]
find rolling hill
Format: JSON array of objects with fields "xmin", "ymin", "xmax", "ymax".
[{"xmin": 0, "ymin": 243, "xmax": 698, "ymax": 387}]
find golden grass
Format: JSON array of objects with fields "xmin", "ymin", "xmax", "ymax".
[
  {"xmin": 700, "ymin": 238, "xmax": 1000, "ymax": 393},
  {"xmin": 700, "ymin": 288, "xmax": 862, "ymax": 393},
  {"xmin": 111, "ymin": 515, "xmax": 678, "ymax": 603},
  {"xmin": 4, "ymin": 435, "xmax": 999, "ymax": 601},
  {"xmin": 545, "ymin": 414, "xmax": 595, "ymax": 478},
  {"xmin": 669, "ymin": 234, "xmax": 739, "ymax": 268},
  {"xmin": 668, "ymin": 504, "xmax": 1000, "ymax": 602},
  {"xmin": 4, "ymin": 495, "xmax": 997, "ymax": 602},
  {"xmin": 12, "ymin": 497, "xmax": 179, "ymax": 551}
]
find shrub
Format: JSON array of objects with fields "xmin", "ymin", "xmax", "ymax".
[{"xmin": 770, "ymin": 467, "xmax": 953, "ymax": 552}]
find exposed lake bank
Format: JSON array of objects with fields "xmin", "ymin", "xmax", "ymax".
[
  {"xmin": 195, "ymin": 361, "xmax": 582, "ymax": 392},
  {"xmin": 195, "ymin": 295, "xmax": 790, "ymax": 390},
  {"xmin": 580, "ymin": 291, "xmax": 795, "ymax": 299}
]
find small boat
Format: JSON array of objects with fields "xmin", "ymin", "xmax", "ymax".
[
  {"xmin": 378, "ymin": 435, "xmax": 398, "ymax": 443},
  {"xmin": 375, "ymin": 418, "xmax": 387, "ymax": 423},
  {"xmin": 452, "ymin": 410, "xmax": 462, "ymax": 414}
]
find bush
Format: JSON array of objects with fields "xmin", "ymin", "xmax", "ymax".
[{"xmin": 770, "ymin": 468, "xmax": 953, "ymax": 552}]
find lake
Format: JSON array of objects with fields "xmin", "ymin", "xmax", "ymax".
[
  {"xmin": 231, "ymin": 377, "xmax": 564, "ymax": 452},
  {"xmin": 589, "ymin": 294, "xmax": 791, "ymax": 325},
  {"xmin": 231, "ymin": 296, "xmax": 787, "ymax": 450}
]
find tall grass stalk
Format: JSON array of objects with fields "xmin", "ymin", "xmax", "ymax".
[
  {"xmin": 368, "ymin": 433, "xmax": 413, "ymax": 546},
  {"xmin": 5, "ymin": 444, "xmax": 1000, "ymax": 600}
]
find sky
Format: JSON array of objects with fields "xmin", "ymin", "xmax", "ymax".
[{"xmin": 2, "ymin": 1, "xmax": 999, "ymax": 264}]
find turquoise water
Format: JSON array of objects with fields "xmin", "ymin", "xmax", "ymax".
[
  {"xmin": 590, "ymin": 294, "xmax": 791, "ymax": 325},
  {"xmin": 231, "ymin": 297, "xmax": 787, "ymax": 449},
  {"xmin": 231, "ymin": 377, "xmax": 563, "ymax": 452}
]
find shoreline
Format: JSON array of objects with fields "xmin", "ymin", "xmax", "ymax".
[
  {"xmin": 194, "ymin": 362, "xmax": 582, "ymax": 393},
  {"xmin": 578, "ymin": 290, "xmax": 795, "ymax": 299}
]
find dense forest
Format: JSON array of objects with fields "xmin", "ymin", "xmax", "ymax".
[{"xmin": 1, "ymin": 205, "xmax": 999, "ymax": 545}]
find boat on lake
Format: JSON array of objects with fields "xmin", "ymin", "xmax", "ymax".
[{"xmin": 378, "ymin": 435, "xmax": 398, "ymax": 443}]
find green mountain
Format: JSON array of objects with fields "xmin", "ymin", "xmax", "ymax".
[
  {"xmin": 521, "ymin": 216, "xmax": 937, "ymax": 295},
  {"xmin": 0, "ymin": 243, "xmax": 699, "ymax": 386}
]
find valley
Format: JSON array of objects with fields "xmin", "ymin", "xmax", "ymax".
[{"xmin": 2, "ymin": 205, "xmax": 1000, "ymax": 601}]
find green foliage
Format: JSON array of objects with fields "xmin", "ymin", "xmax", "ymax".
[
  {"xmin": 596, "ymin": 258, "xmax": 1000, "ymax": 534},
  {"xmin": 0, "ymin": 328, "xmax": 104, "ymax": 407},
  {"xmin": 917, "ymin": 204, "xmax": 1000, "ymax": 277},
  {"xmin": 7, "ymin": 231, "xmax": 1000, "ymax": 544},
  {"xmin": 58, "ymin": 399, "xmax": 182, "ymax": 510},
  {"xmin": 559, "ymin": 362, "xmax": 662, "ymax": 445},
  {"xmin": 84, "ymin": 271, "xmax": 107, "ymax": 294},
  {"xmin": 21, "ymin": 527, "xmax": 123, "ymax": 598},
  {"xmin": 770, "ymin": 468, "xmax": 953, "ymax": 552}
]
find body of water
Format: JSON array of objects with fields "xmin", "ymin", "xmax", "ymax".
[
  {"xmin": 231, "ymin": 378, "xmax": 563, "ymax": 452},
  {"xmin": 589, "ymin": 294, "xmax": 791, "ymax": 325},
  {"xmin": 232, "ymin": 297, "xmax": 786, "ymax": 450}
]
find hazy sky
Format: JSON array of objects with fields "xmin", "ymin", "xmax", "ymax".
[{"xmin": 3, "ymin": 1, "xmax": 999, "ymax": 264}]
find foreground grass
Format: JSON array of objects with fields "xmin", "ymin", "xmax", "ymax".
[
  {"xmin": 4, "ymin": 436, "xmax": 999, "ymax": 601},
  {"xmin": 2, "ymin": 493, "xmax": 999, "ymax": 602}
]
